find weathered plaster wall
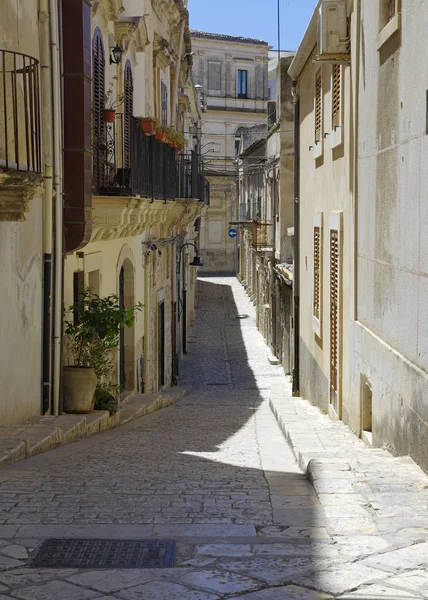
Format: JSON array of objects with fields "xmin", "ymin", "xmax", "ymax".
[
  {"xmin": 0, "ymin": 1, "xmax": 44, "ymax": 426},
  {"xmin": 298, "ymin": 32, "xmax": 356, "ymax": 419},
  {"xmin": 353, "ymin": 1, "xmax": 428, "ymax": 469}
]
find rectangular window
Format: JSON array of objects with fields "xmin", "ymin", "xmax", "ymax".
[
  {"xmin": 208, "ymin": 61, "xmax": 222, "ymax": 91},
  {"xmin": 329, "ymin": 211, "xmax": 342, "ymax": 418},
  {"xmin": 377, "ymin": 0, "xmax": 401, "ymax": 49},
  {"xmin": 73, "ymin": 270, "xmax": 84, "ymax": 325},
  {"xmin": 161, "ymin": 81, "xmax": 168, "ymax": 127},
  {"xmin": 312, "ymin": 213, "xmax": 323, "ymax": 337},
  {"xmin": 237, "ymin": 69, "xmax": 248, "ymax": 99}
]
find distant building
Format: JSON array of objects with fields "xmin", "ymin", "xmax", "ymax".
[{"xmin": 191, "ymin": 30, "xmax": 269, "ymax": 272}]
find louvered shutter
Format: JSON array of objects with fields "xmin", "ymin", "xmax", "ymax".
[
  {"xmin": 332, "ymin": 65, "xmax": 341, "ymax": 130},
  {"xmin": 315, "ymin": 71, "xmax": 322, "ymax": 143},
  {"xmin": 92, "ymin": 29, "xmax": 105, "ymax": 190},
  {"xmin": 124, "ymin": 61, "xmax": 133, "ymax": 169},
  {"xmin": 330, "ymin": 229, "xmax": 339, "ymax": 413},
  {"xmin": 314, "ymin": 227, "xmax": 321, "ymax": 320}
]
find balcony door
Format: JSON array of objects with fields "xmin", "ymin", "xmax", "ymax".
[{"xmin": 92, "ymin": 28, "xmax": 105, "ymax": 191}]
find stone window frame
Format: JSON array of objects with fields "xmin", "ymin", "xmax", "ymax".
[{"xmin": 377, "ymin": 0, "xmax": 401, "ymax": 50}]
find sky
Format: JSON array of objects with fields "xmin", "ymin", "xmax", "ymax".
[{"xmin": 187, "ymin": 0, "xmax": 318, "ymax": 52}]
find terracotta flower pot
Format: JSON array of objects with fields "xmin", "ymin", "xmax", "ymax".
[
  {"xmin": 102, "ymin": 109, "xmax": 116, "ymax": 123},
  {"xmin": 141, "ymin": 120, "xmax": 156, "ymax": 136},
  {"xmin": 155, "ymin": 130, "xmax": 168, "ymax": 143},
  {"xmin": 176, "ymin": 144, "xmax": 184, "ymax": 152},
  {"xmin": 63, "ymin": 367, "xmax": 97, "ymax": 414}
]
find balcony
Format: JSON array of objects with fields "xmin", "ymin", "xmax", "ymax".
[
  {"xmin": 252, "ymin": 220, "xmax": 273, "ymax": 251},
  {"xmin": 0, "ymin": 49, "xmax": 43, "ymax": 221},
  {"xmin": 92, "ymin": 115, "xmax": 207, "ymax": 203}
]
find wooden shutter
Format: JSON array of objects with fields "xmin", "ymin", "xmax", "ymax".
[
  {"xmin": 92, "ymin": 29, "xmax": 105, "ymax": 190},
  {"xmin": 315, "ymin": 71, "xmax": 322, "ymax": 143},
  {"xmin": 314, "ymin": 227, "xmax": 321, "ymax": 320},
  {"xmin": 330, "ymin": 229, "xmax": 339, "ymax": 413},
  {"xmin": 124, "ymin": 61, "xmax": 133, "ymax": 169},
  {"xmin": 73, "ymin": 271, "xmax": 85, "ymax": 325},
  {"xmin": 332, "ymin": 65, "xmax": 341, "ymax": 130}
]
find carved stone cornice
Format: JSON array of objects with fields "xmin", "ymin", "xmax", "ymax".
[
  {"xmin": 92, "ymin": 0, "xmax": 124, "ymax": 21},
  {"xmin": 0, "ymin": 171, "xmax": 43, "ymax": 222},
  {"xmin": 153, "ymin": 32, "xmax": 178, "ymax": 69},
  {"xmin": 91, "ymin": 196, "xmax": 205, "ymax": 242}
]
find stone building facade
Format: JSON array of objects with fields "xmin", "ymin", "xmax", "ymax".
[
  {"xmin": 0, "ymin": 0, "xmax": 206, "ymax": 427},
  {"xmin": 64, "ymin": 0, "xmax": 205, "ymax": 398},
  {"xmin": 190, "ymin": 30, "xmax": 269, "ymax": 272},
  {"xmin": 237, "ymin": 56, "xmax": 294, "ymax": 374}
]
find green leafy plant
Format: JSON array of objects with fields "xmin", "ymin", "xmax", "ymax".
[
  {"xmin": 94, "ymin": 391, "xmax": 119, "ymax": 415},
  {"xmin": 104, "ymin": 76, "xmax": 127, "ymax": 111},
  {"xmin": 138, "ymin": 116, "xmax": 161, "ymax": 126},
  {"xmin": 64, "ymin": 288, "xmax": 143, "ymax": 397}
]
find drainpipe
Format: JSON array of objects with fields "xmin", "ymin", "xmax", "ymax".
[
  {"xmin": 39, "ymin": 0, "xmax": 53, "ymax": 414},
  {"xmin": 172, "ymin": 0, "xmax": 188, "ymax": 128},
  {"xmin": 292, "ymin": 80, "xmax": 300, "ymax": 396},
  {"xmin": 50, "ymin": 0, "xmax": 64, "ymax": 415}
]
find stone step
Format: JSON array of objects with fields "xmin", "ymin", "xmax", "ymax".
[{"xmin": 0, "ymin": 386, "xmax": 191, "ymax": 470}]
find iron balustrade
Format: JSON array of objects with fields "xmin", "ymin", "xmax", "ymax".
[
  {"xmin": 0, "ymin": 49, "xmax": 41, "ymax": 173},
  {"xmin": 93, "ymin": 116, "xmax": 209, "ymax": 202}
]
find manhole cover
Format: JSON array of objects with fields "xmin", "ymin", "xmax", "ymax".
[{"xmin": 33, "ymin": 539, "xmax": 175, "ymax": 569}]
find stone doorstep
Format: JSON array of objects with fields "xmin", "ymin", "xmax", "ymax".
[{"xmin": 0, "ymin": 387, "xmax": 190, "ymax": 470}]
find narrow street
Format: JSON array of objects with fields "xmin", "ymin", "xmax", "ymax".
[{"xmin": 0, "ymin": 277, "xmax": 427, "ymax": 599}]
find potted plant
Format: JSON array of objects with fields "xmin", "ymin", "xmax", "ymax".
[
  {"xmin": 165, "ymin": 127, "xmax": 178, "ymax": 148},
  {"xmin": 175, "ymin": 132, "xmax": 188, "ymax": 153},
  {"xmin": 155, "ymin": 125, "xmax": 168, "ymax": 144},
  {"xmin": 102, "ymin": 77, "xmax": 125, "ymax": 123},
  {"xmin": 64, "ymin": 288, "xmax": 142, "ymax": 413},
  {"xmin": 139, "ymin": 116, "xmax": 159, "ymax": 136}
]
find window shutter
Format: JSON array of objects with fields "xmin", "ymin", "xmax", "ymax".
[
  {"xmin": 315, "ymin": 71, "xmax": 322, "ymax": 143},
  {"xmin": 332, "ymin": 65, "xmax": 341, "ymax": 130},
  {"xmin": 330, "ymin": 228, "xmax": 339, "ymax": 410},
  {"xmin": 312, "ymin": 213, "xmax": 323, "ymax": 337},
  {"xmin": 124, "ymin": 61, "xmax": 133, "ymax": 169},
  {"xmin": 92, "ymin": 29, "xmax": 105, "ymax": 190}
]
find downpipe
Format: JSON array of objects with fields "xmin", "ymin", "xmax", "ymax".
[
  {"xmin": 50, "ymin": 0, "xmax": 64, "ymax": 416},
  {"xmin": 292, "ymin": 81, "xmax": 300, "ymax": 396},
  {"xmin": 39, "ymin": 0, "xmax": 53, "ymax": 414}
]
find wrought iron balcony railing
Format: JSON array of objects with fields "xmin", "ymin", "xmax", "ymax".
[
  {"xmin": 92, "ymin": 115, "xmax": 208, "ymax": 203},
  {"xmin": 0, "ymin": 49, "xmax": 41, "ymax": 173}
]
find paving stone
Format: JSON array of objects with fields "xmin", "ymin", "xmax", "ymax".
[
  {"xmin": 11, "ymin": 580, "xmax": 101, "ymax": 600},
  {"xmin": 237, "ymin": 585, "xmax": 333, "ymax": 599},
  {"xmin": 382, "ymin": 570, "xmax": 428, "ymax": 596},
  {"xmin": 293, "ymin": 563, "xmax": 388, "ymax": 595},
  {"xmin": 333, "ymin": 535, "xmax": 390, "ymax": 558},
  {"xmin": 0, "ymin": 545, "xmax": 28, "ymax": 560},
  {"xmin": 362, "ymin": 542, "xmax": 428, "ymax": 573},
  {"xmin": 337, "ymin": 584, "xmax": 421, "ymax": 598},
  {"xmin": 116, "ymin": 581, "xmax": 220, "ymax": 600},
  {"xmin": 66, "ymin": 571, "xmax": 158, "ymax": 593},
  {"xmin": 0, "ymin": 569, "xmax": 78, "ymax": 588},
  {"xmin": 178, "ymin": 569, "xmax": 262, "ymax": 595},
  {"xmin": 216, "ymin": 557, "xmax": 332, "ymax": 586},
  {"xmin": 195, "ymin": 544, "xmax": 252, "ymax": 557}
]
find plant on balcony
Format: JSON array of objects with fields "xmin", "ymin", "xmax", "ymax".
[
  {"xmin": 155, "ymin": 124, "xmax": 169, "ymax": 144},
  {"xmin": 102, "ymin": 76, "xmax": 126, "ymax": 123},
  {"xmin": 139, "ymin": 116, "xmax": 160, "ymax": 136},
  {"xmin": 63, "ymin": 288, "xmax": 142, "ymax": 413},
  {"xmin": 175, "ymin": 131, "xmax": 188, "ymax": 153}
]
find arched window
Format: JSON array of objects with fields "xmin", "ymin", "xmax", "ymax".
[
  {"xmin": 124, "ymin": 61, "xmax": 133, "ymax": 169},
  {"xmin": 92, "ymin": 28, "xmax": 105, "ymax": 188}
]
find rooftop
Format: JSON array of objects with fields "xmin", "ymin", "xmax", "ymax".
[
  {"xmin": 240, "ymin": 124, "xmax": 268, "ymax": 154},
  {"xmin": 190, "ymin": 30, "xmax": 269, "ymax": 46}
]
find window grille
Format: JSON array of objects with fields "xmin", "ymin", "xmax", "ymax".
[{"xmin": 92, "ymin": 29, "xmax": 105, "ymax": 190}]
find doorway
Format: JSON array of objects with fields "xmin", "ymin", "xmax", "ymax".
[
  {"xmin": 119, "ymin": 259, "xmax": 135, "ymax": 392},
  {"xmin": 158, "ymin": 300, "xmax": 165, "ymax": 390}
]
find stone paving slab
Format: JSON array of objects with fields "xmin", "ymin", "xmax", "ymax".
[
  {"xmin": 0, "ymin": 387, "xmax": 190, "ymax": 471},
  {"xmin": 0, "ymin": 277, "xmax": 427, "ymax": 599}
]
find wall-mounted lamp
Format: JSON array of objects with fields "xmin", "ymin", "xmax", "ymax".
[{"xmin": 110, "ymin": 44, "xmax": 124, "ymax": 65}]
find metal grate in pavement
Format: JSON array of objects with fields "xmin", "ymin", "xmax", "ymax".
[{"xmin": 33, "ymin": 539, "xmax": 175, "ymax": 569}]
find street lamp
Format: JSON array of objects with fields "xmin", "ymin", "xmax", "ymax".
[
  {"xmin": 178, "ymin": 243, "xmax": 203, "ymax": 354},
  {"xmin": 110, "ymin": 44, "xmax": 123, "ymax": 65}
]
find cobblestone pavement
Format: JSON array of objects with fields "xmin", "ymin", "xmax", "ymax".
[{"xmin": 0, "ymin": 276, "xmax": 427, "ymax": 598}]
